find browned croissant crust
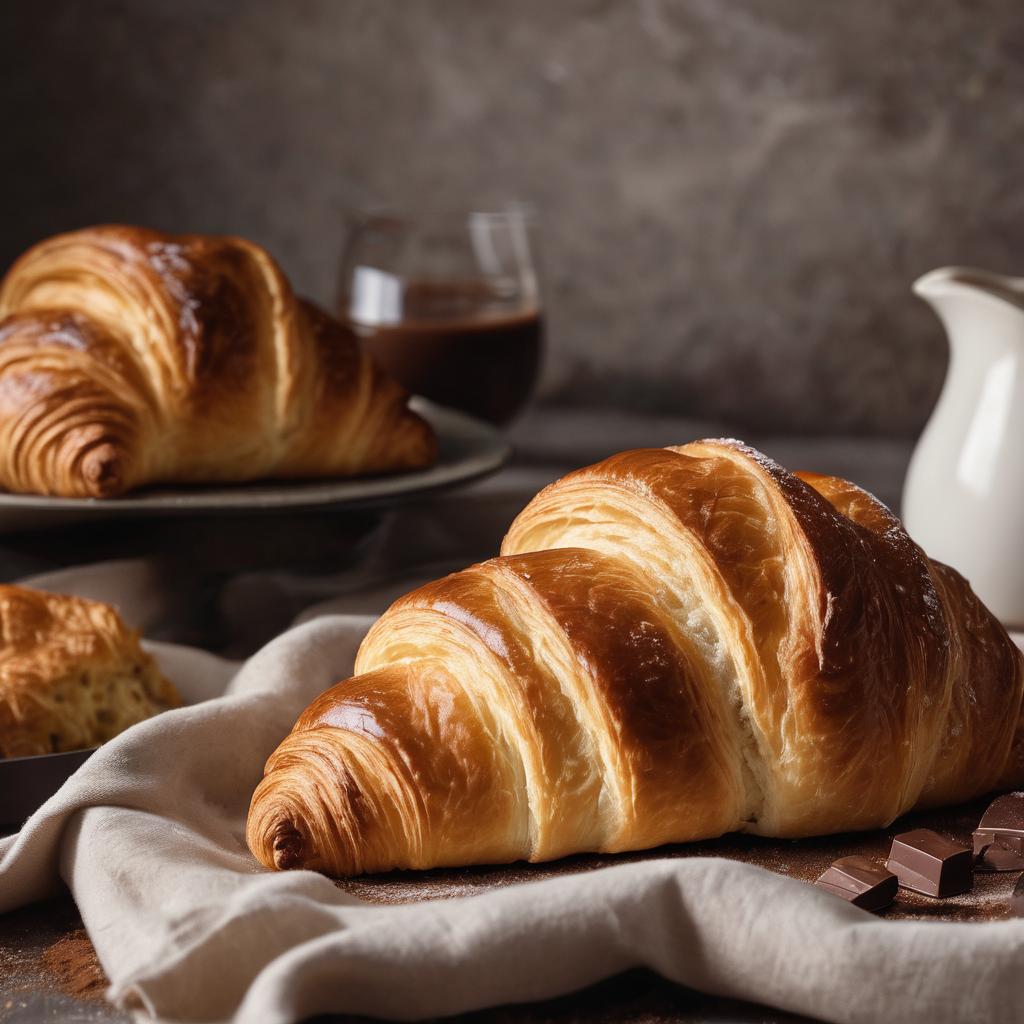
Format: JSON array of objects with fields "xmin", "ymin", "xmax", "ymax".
[
  {"xmin": 0, "ymin": 585, "xmax": 180, "ymax": 759},
  {"xmin": 247, "ymin": 440, "xmax": 1024, "ymax": 876},
  {"xmin": 0, "ymin": 226, "xmax": 436, "ymax": 497}
]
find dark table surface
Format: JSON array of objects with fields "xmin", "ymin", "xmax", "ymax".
[{"xmin": 0, "ymin": 414, "xmax": 921, "ymax": 1023}]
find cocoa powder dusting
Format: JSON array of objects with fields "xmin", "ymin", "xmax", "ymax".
[
  {"xmin": 40, "ymin": 929, "xmax": 108, "ymax": 1001},
  {"xmin": 336, "ymin": 796, "xmax": 1018, "ymax": 922}
]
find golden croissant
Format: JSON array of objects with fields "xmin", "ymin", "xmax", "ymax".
[
  {"xmin": 248, "ymin": 440, "xmax": 1024, "ymax": 876},
  {"xmin": 0, "ymin": 226, "xmax": 435, "ymax": 497}
]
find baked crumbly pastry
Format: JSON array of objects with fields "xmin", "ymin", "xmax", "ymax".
[
  {"xmin": 0, "ymin": 585, "xmax": 180, "ymax": 759},
  {"xmin": 247, "ymin": 440, "xmax": 1024, "ymax": 876},
  {"xmin": 0, "ymin": 226, "xmax": 436, "ymax": 497}
]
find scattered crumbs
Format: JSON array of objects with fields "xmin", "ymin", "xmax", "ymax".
[{"xmin": 336, "ymin": 797, "xmax": 1018, "ymax": 922}]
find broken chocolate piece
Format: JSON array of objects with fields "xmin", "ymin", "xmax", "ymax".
[
  {"xmin": 976, "ymin": 839, "xmax": 1024, "ymax": 872},
  {"xmin": 973, "ymin": 792, "xmax": 1024, "ymax": 872},
  {"xmin": 814, "ymin": 855, "xmax": 898, "ymax": 911},
  {"xmin": 885, "ymin": 828, "xmax": 973, "ymax": 897},
  {"xmin": 1009, "ymin": 874, "xmax": 1024, "ymax": 918}
]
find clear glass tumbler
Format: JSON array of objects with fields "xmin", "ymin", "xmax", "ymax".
[{"xmin": 338, "ymin": 204, "xmax": 543, "ymax": 426}]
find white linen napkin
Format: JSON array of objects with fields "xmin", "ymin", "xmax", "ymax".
[{"xmin": 2, "ymin": 586, "xmax": 1024, "ymax": 1024}]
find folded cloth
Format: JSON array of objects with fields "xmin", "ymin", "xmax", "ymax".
[{"xmin": 1, "ymin": 598, "xmax": 1024, "ymax": 1024}]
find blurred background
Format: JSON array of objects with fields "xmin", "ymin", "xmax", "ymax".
[{"xmin": 1, "ymin": 0, "xmax": 1022, "ymax": 439}]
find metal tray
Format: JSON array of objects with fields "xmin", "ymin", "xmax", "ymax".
[{"xmin": 0, "ymin": 748, "xmax": 96, "ymax": 828}]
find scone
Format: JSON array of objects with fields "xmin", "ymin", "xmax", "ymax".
[{"xmin": 0, "ymin": 585, "xmax": 180, "ymax": 759}]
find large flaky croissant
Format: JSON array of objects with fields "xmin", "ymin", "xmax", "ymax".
[
  {"xmin": 0, "ymin": 226, "xmax": 435, "ymax": 497},
  {"xmin": 248, "ymin": 440, "xmax": 1024, "ymax": 876}
]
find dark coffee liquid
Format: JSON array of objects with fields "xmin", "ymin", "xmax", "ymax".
[{"xmin": 350, "ymin": 288, "xmax": 543, "ymax": 425}]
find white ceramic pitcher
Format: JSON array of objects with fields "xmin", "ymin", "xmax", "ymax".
[{"xmin": 903, "ymin": 266, "xmax": 1024, "ymax": 626}]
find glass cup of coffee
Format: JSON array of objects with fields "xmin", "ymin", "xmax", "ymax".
[{"xmin": 337, "ymin": 204, "xmax": 543, "ymax": 426}]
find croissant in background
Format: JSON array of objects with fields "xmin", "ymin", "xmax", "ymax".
[
  {"xmin": 248, "ymin": 440, "xmax": 1024, "ymax": 876},
  {"xmin": 0, "ymin": 226, "xmax": 435, "ymax": 497}
]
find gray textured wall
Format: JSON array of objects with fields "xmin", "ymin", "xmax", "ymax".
[{"xmin": 2, "ymin": 0, "xmax": 1022, "ymax": 436}]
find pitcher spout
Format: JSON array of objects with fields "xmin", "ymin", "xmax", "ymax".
[
  {"xmin": 914, "ymin": 266, "xmax": 1024, "ymax": 312},
  {"xmin": 913, "ymin": 266, "xmax": 1024, "ymax": 359}
]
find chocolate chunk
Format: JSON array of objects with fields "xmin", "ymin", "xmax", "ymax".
[
  {"xmin": 885, "ymin": 828, "xmax": 973, "ymax": 898},
  {"xmin": 1010, "ymin": 874, "xmax": 1024, "ymax": 918},
  {"xmin": 976, "ymin": 839, "xmax": 1024, "ymax": 872},
  {"xmin": 973, "ymin": 792, "xmax": 1024, "ymax": 872},
  {"xmin": 814, "ymin": 855, "xmax": 898, "ymax": 911}
]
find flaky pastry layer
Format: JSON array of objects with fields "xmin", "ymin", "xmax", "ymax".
[
  {"xmin": 248, "ymin": 441, "xmax": 1024, "ymax": 875},
  {"xmin": 0, "ymin": 585, "xmax": 179, "ymax": 759},
  {"xmin": 0, "ymin": 226, "xmax": 435, "ymax": 497}
]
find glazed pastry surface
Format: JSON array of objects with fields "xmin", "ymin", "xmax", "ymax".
[
  {"xmin": 248, "ymin": 440, "xmax": 1024, "ymax": 875},
  {"xmin": 0, "ymin": 226, "xmax": 435, "ymax": 497},
  {"xmin": 0, "ymin": 585, "xmax": 180, "ymax": 759}
]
